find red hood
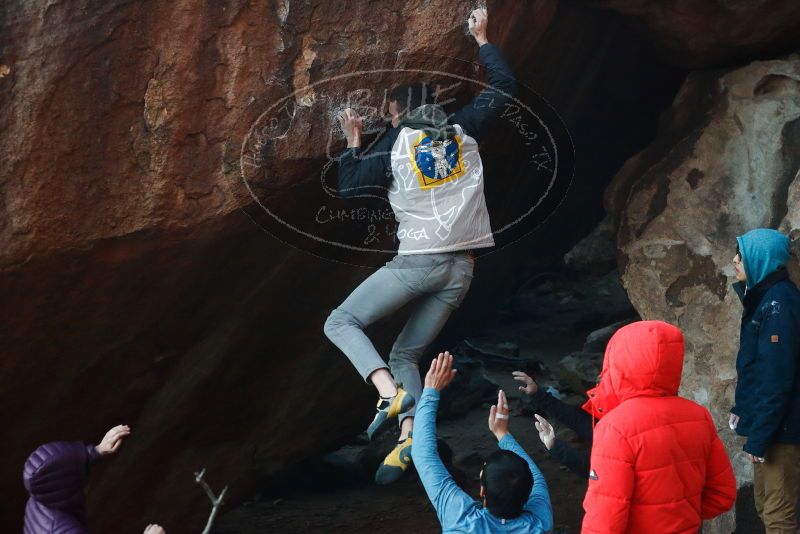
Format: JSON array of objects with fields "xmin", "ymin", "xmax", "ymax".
[{"xmin": 583, "ymin": 321, "xmax": 685, "ymax": 420}]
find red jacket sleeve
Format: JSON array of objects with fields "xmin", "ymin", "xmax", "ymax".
[
  {"xmin": 701, "ymin": 416, "xmax": 737, "ymax": 519},
  {"xmin": 581, "ymin": 421, "xmax": 635, "ymax": 534}
]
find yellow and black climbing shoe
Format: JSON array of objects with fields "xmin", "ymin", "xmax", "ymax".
[
  {"xmin": 366, "ymin": 387, "xmax": 415, "ymax": 441},
  {"xmin": 375, "ymin": 434, "xmax": 413, "ymax": 485}
]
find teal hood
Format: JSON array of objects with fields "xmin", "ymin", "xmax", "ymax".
[{"xmin": 736, "ymin": 228, "xmax": 790, "ymax": 289}]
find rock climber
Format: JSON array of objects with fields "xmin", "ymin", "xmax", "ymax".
[{"xmin": 324, "ymin": 7, "xmax": 517, "ymax": 484}]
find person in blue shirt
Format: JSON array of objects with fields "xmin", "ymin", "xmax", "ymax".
[{"xmin": 412, "ymin": 352, "xmax": 553, "ymax": 533}]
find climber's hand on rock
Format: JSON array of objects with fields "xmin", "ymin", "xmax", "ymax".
[
  {"xmin": 488, "ymin": 389, "xmax": 510, "ymax": 441},
  {"xmin": 747, "ymin": 453, "xmax": 765, "ymax": 464},
  {"xmin": 512, "ymin": 371, "xmax": 538, "ymax": 396},
  {"xmin": 424, "ymin": 351, "xmax": 457, "ymax": 391},
  {"xmin": 467, "ymin": 8, "xmax": 488, "ymax": 46},
  {"xmin": 534, "ymin": 414, "xmax": 556, "ymax": 450},
  {"xmin": 337, "ymin": 108, "xmax": 362, "ymax": 147},
  {"xmin": 143, "ymin": 524, "xmax": 165, "ymax": 534},
  {"xmin": 96, "ymin": 424, "xmax": 131, "ymax": 456}
]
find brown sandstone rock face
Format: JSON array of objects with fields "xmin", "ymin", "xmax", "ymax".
[
  {"xmin": 608, "ymin": 57, "xmax": 800, "ymax": 532},
  {"xmin": 595, "ymin": 0, "xmax": 800, "ymax": 68},
  {"xmin": 1, "ymin": 0, "xmax": 566, "ymax": 530}
]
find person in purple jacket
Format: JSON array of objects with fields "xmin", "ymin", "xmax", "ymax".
[{"xmin": 23, "ymin": 424, "xmax": 165, "ymax": 534}]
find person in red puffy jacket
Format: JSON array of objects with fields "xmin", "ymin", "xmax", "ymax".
[{"xmin": 581, "ymin": 320, "xmax": 737, "ymax": 534}]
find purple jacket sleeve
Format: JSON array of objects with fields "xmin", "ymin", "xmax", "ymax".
[{"xmin": 87, "ymin": 444, "xmax": 103, "ymax": 466}]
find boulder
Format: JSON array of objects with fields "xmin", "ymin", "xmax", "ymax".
[
  {"xmin": 461, "ymin": 339, "xmax": 521, "ymax": 366},
  {"xmin": 607, "ymin": 56, "xmax": 800, "ymax": 532},
  {"xmin": 510, "ymin": 270, "xmax": 637, "ymax": 330},
  {"xmin": 438, "ymin": 348, "xmax": 500, "ymax": 419},
  {"xmin": 564, "ymin": 214, "xmax": 617, "ymax": 275},
  {"xmin": 0, "ymin": 0, "xmax": 558, "ymax": 529},
  {"xmin": 559, "ymin": 351, "xmax": 603, "ymax": 387},
  {"xmin": 582, "ymin": 318, "xmax": 636, "ymax": 353}
]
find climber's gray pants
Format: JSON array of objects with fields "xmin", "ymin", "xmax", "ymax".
[{"xmin": 324, "ymin": 252, "xmax": 475, "ymax": 425}]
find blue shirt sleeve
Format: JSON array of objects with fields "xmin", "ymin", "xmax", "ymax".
[
  {"xmin": 335, "ymin": 128, "xmax": 396, "ymax": 197},
  {"xmin": 449, "ymin": 43, "xmax": 517, "ymax": 144},
  {"xmin": 745, "ymin": 296, "xmax": 799, "ymax": 457},
  {"xmin": 410, "ymin": 388, "xmax": 479, "ymax": 529},
  {"xmin": 499, "ymin": 434, "xmax": 554, "ymax": 531}
]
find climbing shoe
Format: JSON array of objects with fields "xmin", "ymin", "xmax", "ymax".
[
  {"xmin": 366, "ymin": 387, "xmax": 415, "ymax": 441},
  {"xmin": 375, "ymin": 434, "xmax": 413, "ymax": 485}
]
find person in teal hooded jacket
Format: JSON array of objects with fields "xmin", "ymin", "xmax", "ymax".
[{"xmin": 729, "ymin": 228, "xmax": 800, "ymax": 534}]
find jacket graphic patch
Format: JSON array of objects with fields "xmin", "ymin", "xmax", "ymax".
[
  {"xmin": 589, "ymin": 469, "xmax": 599, "ymax": 480},
  {"xmin": 411, "ymin": 134, "xmax": 466, "ymax": 190},
  {"xmin": 389, "ymin": 125, "xmax": 494, "ymax": 253}
]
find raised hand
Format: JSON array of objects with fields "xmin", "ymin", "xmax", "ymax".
[
  {"xmin": 143, "ymin": 525, "xmax": 165, "ymax": 534},
  {"xmin": 534, "ymin": 414, "xmax": 556, "ymax": 450},
  {"xmin": 424, "ymin": 351, "xmax": 458, "ymax": 392},
  {"xmin": 337, "ymin": 108, "xmax": 362, "ymax": 147},
  {"xmin": 467, "ymin": 8, "xmax": 488, "ymax": 46},
  {"xmin": 488, "ymin": 389, "xmax": 510, "ymax": 441},
  {"xmin": 512, "ymin": 371, "xmax": 538, "ymax": 396},
  {"xmin": 96, "ymin": 424, "xmax": 131, "ymax": 456}
]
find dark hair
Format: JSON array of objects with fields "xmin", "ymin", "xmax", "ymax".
[
  {"xmin": 388, "ymin": 83, "xmax": 435, "ymax": 114},
  {"xmin": 480, "ymin": 450, "xmax": 533, "ymax": 519}
]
